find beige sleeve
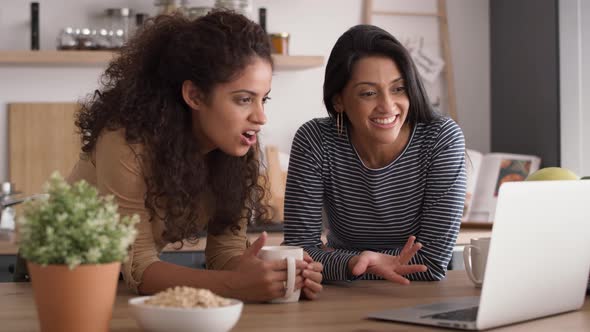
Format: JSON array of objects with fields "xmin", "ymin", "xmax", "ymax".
[
  {"xmin": 205, "ymin": 217, "xmax": 251, "ymax": 270},
  {"xmin": 94, "ymin": 130, "xmax": 161, "ymax": 293}
]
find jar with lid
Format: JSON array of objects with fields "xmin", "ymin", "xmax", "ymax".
[
  {"xmin": 154, "ymin": 0, "xmax": 188, "ymax": 16},
  {"xmin": 56, "ymin": 27, "xmax": 77, "ymax": 50},
  {"xmin": 184, "ymin": 0, "xmax": 215, "ymax": 19},
  {"xmin": 78, "ymin": 28, "xmax": 96, "ymax": 50},
  {"xmin": 94, "ymin": 29, "xmax": 111, "ymax": 50},
  {"xmin": 105, "ymin": 8, "xmax": 133, "ymax": 44},
  {"xmin": 215, "ymin": 0, "xmax": 252, "ymax": 17},
  {"xmin": 269, "ymin": 32, "xmax": 290, "ymax": 55},
  {"xmin": 108, "ymin": 29, "xmax": 126, "ymax": 49}
]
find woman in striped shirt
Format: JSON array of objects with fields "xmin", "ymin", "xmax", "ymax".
[{"xmin": 283, "ymin": 25, "xmax": 467, "ymax": 283}]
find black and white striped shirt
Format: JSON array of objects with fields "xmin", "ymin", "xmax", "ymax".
[{"xmin": 283, "ymin": 116, "xmax": 466, "ymax": 281}]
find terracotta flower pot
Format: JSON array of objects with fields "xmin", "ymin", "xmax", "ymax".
[{"xmin": 27, "ymin": 262, "xmax": 121, "ymax": 332}]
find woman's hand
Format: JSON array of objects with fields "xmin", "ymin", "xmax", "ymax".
[
  {"xmin": 226, "ymin": 232, "xmax": 307, "ymax": 301},
  {"xmin": 348, "ymin": 236, "xmax": 427, "ymax": 284},
  {"xmin": 301, "ymin": 252, "xmax": 323, "ymax": 300}
]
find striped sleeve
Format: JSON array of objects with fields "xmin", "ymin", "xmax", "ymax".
[
  {"xmin": 403, "ymin": 119, "xmax": 466, "ymax": 280},
  {"xmin": 283, "ymin": 121, "xmax": 359, "ymax": 281}
]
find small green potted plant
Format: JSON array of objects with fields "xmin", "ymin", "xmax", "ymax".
[{"xmin": 18, "ymin": 172, "xmax": 139, "ymax": 332}]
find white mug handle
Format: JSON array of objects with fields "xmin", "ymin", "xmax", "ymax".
[
  {"xmin": 284, "ymin": 256, "xmax": 296, "ymax": 297},
  {"xmin": 463, "ymin": 245, "xmax": 483, "ymax": 286}
]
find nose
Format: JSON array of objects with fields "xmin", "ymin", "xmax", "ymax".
[
  {"xmin": 377, "ymin": 92, "xmax": 397, "ymax": 112},
  {"xmin": 249, "ymin": 102, "xmax": 267, "ymax": 125}
]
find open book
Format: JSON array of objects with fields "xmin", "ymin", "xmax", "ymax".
[{"xmin": 462, "ymin": 150, "xmax": 541, "ymax": 223}]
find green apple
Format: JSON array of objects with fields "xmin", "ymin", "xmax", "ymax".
[{"xmin": 525, "ymin": 167, "xmax": 579, "ymax": 181}]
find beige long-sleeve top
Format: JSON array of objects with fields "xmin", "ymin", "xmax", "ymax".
[{"xmin": 67, "ymin": 129, "xmax": 249, "ymax": 293}]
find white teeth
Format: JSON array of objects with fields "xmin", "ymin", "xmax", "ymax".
[
  {"xmin": 244, "ymin": 130, "xmax": 255, "ymax": 136},
  {"xmin": 372, "ymin": 116, "xmax": 396, "ymax": 125}
]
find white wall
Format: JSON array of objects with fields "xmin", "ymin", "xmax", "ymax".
[
  {"xmin": 559, "ymin": 0, "xmax": 590, "ymax": 177},
  {"xmin": 0, "ymin": 0, "xmax": 491, "ymax": 182},
  {"xmin": 447, "ymin": 0, "xmax": 490, "ymax": 157}
]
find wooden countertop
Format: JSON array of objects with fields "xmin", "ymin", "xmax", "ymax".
[
  {"xmin": 1, "ymin": 270, "xmax": 588, "ymax": 331},
  {"xmin": 0, "ymin": 227, "xmax": 492, "ymax": 255}
]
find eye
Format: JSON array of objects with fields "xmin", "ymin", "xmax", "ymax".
[
  {"xmin": 391, "ymin": 86, "xmax": 406, "ymax": 94},
  {"xmin": 359, "ymin": 91, "xmax": 377, "ymax": 97},
  {"xmin": 262, "ymin": 96, "xmax": 271, "ymax": 104},
  {"xmin": 236, "ymin": 96, "xmax": 253, "ymax": 105}
]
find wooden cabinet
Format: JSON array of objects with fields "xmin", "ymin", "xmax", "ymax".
[{"xmin": 8, "ymin": 103, "xmax": 80, "ymax": 196}]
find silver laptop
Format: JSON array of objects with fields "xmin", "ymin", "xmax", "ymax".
[{"xmin": 368, "ymin": 180, "xmax": 590, "ymax": 330}]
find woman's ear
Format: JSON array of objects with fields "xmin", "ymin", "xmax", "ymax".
[
  {"xmin": 332, "ymin": 94, "xmax": 343, "ymax": 113},
  {"xmin": 182, "ymin": 80, "xmax": 204, "ymax": 111}
]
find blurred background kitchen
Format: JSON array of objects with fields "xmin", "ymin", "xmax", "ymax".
[
  {"xmin": 0, "ymin": 0, "xmax": 492, "ymax": 185},
  {"xmin": 1, "ymin": 0, "xmax": 588, "ymax": 185},
  {"xmin": 0, "ymin": 0, "xmax": 588, "ymax": 257}
]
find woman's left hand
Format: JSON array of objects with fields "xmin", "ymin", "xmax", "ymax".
[{"xmin": 301, "ymin": 252, "xmax": 323, "ymax": 300}]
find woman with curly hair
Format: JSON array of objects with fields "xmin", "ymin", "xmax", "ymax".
[{"xmin": 67, "ymin": 11, "xmax": 323, "ymax": 301}]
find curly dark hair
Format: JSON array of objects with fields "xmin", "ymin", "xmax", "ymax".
[{"xmin": 75, "ymin": 11, "xmax": 272, "ymax": 244}]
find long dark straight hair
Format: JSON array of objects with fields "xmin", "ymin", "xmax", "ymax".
[{"xmin": 323, "ymin": 24, "xmax": 439, "ymax": 126}]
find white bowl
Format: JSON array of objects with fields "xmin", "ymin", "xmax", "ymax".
[{"xmin": 129, "ymin": 296, "xmax": 243, "ymax": 332}]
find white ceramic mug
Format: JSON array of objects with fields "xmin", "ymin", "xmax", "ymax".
[
  {"xmin": 258, "ymin": 246, "xmax": 303, "ymax": 303},
  {"xmin": 463, "ymin": 237, "xmax": 491, "ymax": 287}
]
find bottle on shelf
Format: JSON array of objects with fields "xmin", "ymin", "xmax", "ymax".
[
  {"xmin": 31, "ymin": 2, "xmax": 40, "ymax": 50},
  {"xmin": 258, "ymin": 7, "xmax": 267, "ymax": 32}
]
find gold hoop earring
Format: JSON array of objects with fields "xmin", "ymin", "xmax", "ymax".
[{"xmin": 336, "ymin": 112, "xmax": 343, "ymax": 136}]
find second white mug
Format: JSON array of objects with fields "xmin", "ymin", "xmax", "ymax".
[
  {"xmin": 463, "ymin": 237, "xmax": 491, "ymax": 287},
  {"xmin": 258, "ymin": 246, "xmax": 303, "ymax": 303}
]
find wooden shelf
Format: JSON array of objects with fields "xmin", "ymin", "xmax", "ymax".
[
  {"xmin": 0, "ymin": 50, "xmax": 324, "ymax": 70},
  {"xmin": 0, "ymin": 50, "xmax": 115, "ymax": 66},
  {"xmin": 461, "ymin": 221, "xmax": 493, "ymax": 229},
  {"xmin": 271, "ymin": 54, "xmax": 324, "ymax": 70}
]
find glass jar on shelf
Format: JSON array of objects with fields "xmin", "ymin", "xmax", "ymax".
[
  {"xmin": 108, "ymin": 29, "xmax": 126, "ymax": 49},
  {"xmin": 214, "ymin": 0, "xmax": 252, "ymax": 17},
  {"xmin": 56, "ymin": 27, "xmax": 78, "ymax": 50},
  {"xmin": 269, "ymin": 32, "xmax": 290, "ymax": 55},
  {"xmin": 154, "ymin": 0, "xmax": 187, "ymax": 16},
  {"xmin": 94, "ymin": 29, "xmax": 111, "ymax": 50},
  {"xmin": 184, "ymin": 0, "xmax": 214, "ymax": 19},
  {"xmin": 78, "ymin": 28, "xmax": 96, "ymax": 50},
  {"xmin": 185, "ymin": 7, "xmax": 213, "ymax": 19},
  {"xmin": 105, "ymin": 8, "xmax": 133, "ymax": 44}
]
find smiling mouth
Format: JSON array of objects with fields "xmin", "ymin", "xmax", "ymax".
[{"xmin": 370, "ymin": 115, "xmax": 399, "ymax": 126}]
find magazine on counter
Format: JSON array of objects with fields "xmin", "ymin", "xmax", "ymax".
[{"xmin": 462, "ymin": 150, "xmax": 541, "ymax": 223}]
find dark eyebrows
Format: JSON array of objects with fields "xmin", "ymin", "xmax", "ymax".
[
  {"xmin": 230, "ymin": 89, "xmax": 272, "ymax": 96},
  {"xmin": 352, "ymin": 77, "xmax": 405, "ymax": 88}
]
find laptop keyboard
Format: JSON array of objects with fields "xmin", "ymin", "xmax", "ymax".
[{"xmin": 425, "ymin": 306, "xmax": 479, "ymax": 322}]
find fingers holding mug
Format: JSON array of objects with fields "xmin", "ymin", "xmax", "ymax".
[{"xmin": 257, "ymin": 246, "xmax": 304, "ymax": 303}]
